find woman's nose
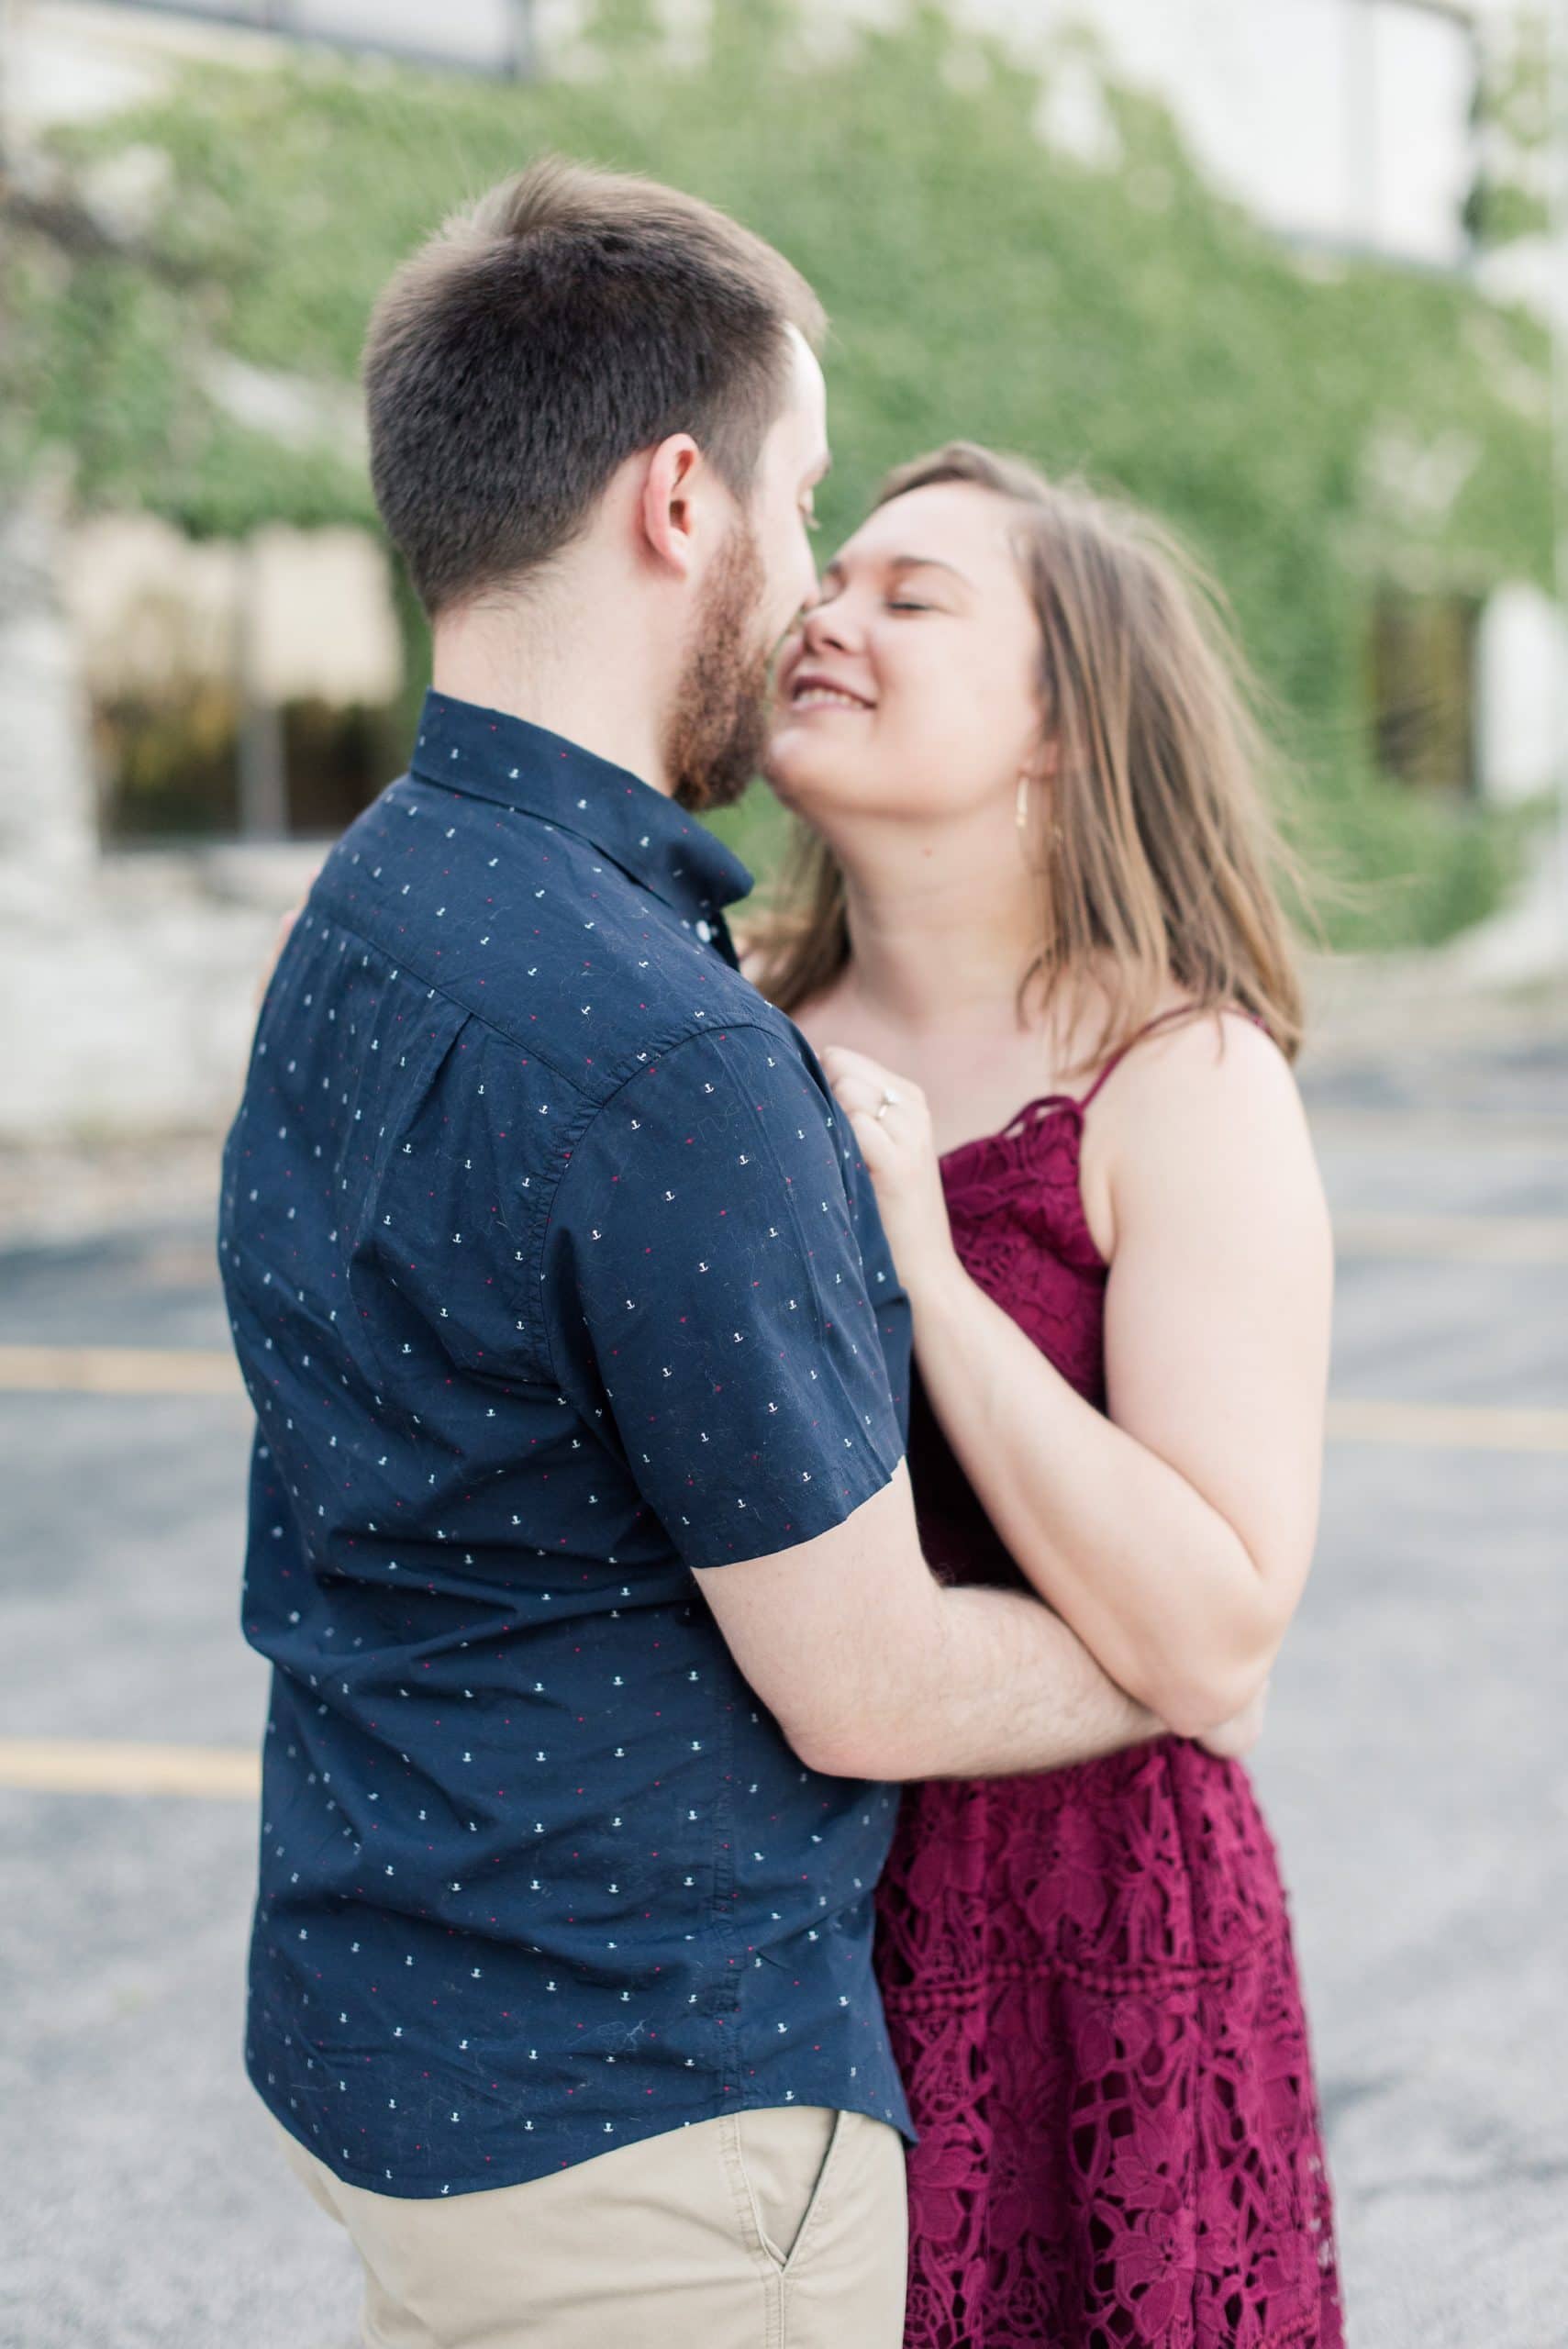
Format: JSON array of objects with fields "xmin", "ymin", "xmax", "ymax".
[{"xmin": 801, "ymin": 597, "xmax": 856, "ymax": 655}]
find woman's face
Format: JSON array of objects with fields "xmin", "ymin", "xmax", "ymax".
[{"xmin": 767, "ymin": 482, "xmax": 1047, "ymax": 829}]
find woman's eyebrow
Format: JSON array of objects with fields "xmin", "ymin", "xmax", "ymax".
[
  {"xmin": 885, "ymin": 553, "xmax": 973, "ymax": 585},
  {"xmin": 820, "ymin": 552, "xmax": 973, "ymax": 588}
]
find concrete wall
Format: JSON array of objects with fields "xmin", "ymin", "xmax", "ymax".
[{"xmin": 0, "ymin": 487, "xmax": 322, "ymax": 1146}]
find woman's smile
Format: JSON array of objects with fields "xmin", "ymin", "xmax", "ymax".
[{"xmin": 785, "ymin": 667, "xmax": 876, "ymax": 713}]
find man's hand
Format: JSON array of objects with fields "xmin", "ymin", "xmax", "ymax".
[{"xmin": 1197, "ymin": 1679, "xmax": 1269, "ymax": 1762}]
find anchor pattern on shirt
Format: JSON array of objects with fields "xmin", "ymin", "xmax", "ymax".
[{"xmin": 219, "ymin": 690, "xmax": 915, "ymax": 2199}]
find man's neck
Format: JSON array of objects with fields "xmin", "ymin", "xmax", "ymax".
[{"xmin": 431, "ymin": 584, "xmax": 672, "ymax": 796}]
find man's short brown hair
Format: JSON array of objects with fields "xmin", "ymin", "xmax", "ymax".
[{"xmin": 362, "ymin": 157, "xmax": 827, "ymax": 616}]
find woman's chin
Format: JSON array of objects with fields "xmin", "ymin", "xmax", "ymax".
[{"xmin": 763, "ymin": 726, "xmax": 863, "ymax": 814}]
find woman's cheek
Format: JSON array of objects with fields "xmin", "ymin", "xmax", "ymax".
[{"xmin": 880, "ymin": 701, "xmax": 970, "ymax": 812}]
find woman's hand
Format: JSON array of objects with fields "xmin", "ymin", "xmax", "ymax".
[
  {"xmin": 818, "ymin": 1043, "xmax": 961, "ymax": 1297},
  {"xmin": 1196, "ymin": 1678, "xmax": 1269, "ymax": 1762}
]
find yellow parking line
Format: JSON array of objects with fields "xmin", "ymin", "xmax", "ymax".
[
  {"xmin": 1327, "ymin": 1398, "xmax": 1568, "ymax": 1453},
  {"xmin": 0, "ymin": 1344, "xmax": 242, "ymax": 1396},
  {"xmin": 1334, "ymin": 1214, "xmax": 1568, "ymax": 1264},
  {"xmin": 0, "ymin": 1736, "xmax": 259, "ymax": 1799}
]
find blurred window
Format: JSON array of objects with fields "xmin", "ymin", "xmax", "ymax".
[
  {"xmin": 1367, "ymin": 586, "xmax": 1481, "ymax": 796},
  {"xmin": 70, "ymin": 519, "xmax": 408, "ymax": 846},
  {"xmin": 95, "ymin": 692, "xmax": 406, "ymax": 843}
]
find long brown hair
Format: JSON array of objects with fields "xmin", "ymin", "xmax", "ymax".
[{"xmin": 751, "ymin": 443, "xmax": 1307, "ymax": 1067}]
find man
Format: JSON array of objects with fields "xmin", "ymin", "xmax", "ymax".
[{"xmin": 220, "ymin": 159, "xmax": 1201, "ymax": 2347}]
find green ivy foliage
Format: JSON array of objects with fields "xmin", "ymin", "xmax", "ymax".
[{"xmin": 7, "ymin": 0, "xmax": 1553, "ymax": 945}]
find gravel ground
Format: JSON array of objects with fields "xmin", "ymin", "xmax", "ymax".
[{"xmin": 2, "ymin": 996, "xmax": 1564, "ymax": 2347}]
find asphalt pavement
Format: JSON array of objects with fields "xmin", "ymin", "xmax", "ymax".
[{"xmin": 2, "ymin": 1017, "xmax": 1565, "ymax": 2349}]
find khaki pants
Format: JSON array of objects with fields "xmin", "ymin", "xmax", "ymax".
[{"xmin": 271, "ymin": 2103, "xmax": 907, "ymax": 2349}]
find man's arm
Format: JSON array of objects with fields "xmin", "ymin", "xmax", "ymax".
[
  {"xmin": 696, "ymin": 1465, "xmax": 1161, "ymax": 1781},
  {"xmin": 543, "ymin": 1024, "xmax": 1252, "ymax": 1781}
]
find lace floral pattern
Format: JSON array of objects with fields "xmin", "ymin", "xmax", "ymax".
[{"xmin": 877, "ymin": 1098, "xmax": 1343, "ymax": 2348}]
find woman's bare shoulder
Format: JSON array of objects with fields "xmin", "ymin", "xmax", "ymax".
[
  {"xmin": 1105, "ymin": 1000, "xmax": 1298, "ymax": 1101},
  {"xmin": 1081, "ymin": 1005, "xmax": 1315, "ymax": 1257}
]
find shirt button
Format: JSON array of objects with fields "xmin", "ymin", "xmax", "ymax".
[{"xmin": 695, "ymin": 919, "xmax": 714, "ymax": 943}]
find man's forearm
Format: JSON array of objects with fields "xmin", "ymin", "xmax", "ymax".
[
  {"xmin": 696, "ymin": 1465, "xmax": 1160, "ymax": 1786},
  {"xmin": 853, "ymin": 1581, "xmax": 1162, "ymax": 1781}
]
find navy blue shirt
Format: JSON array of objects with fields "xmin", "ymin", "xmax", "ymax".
[{"xmin": 218, "ymin": 690, "xmax": 915, "ymax": 2196}]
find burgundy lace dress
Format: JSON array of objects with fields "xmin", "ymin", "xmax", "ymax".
[{"xmin": 874, "ymin": 1020, "xmax": 1343, "ymax": 2349}]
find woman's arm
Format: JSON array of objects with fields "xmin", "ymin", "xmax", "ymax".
[{"xmin": 821, "ymin": 1019, "xmax": 1333, "ymax": 1738}]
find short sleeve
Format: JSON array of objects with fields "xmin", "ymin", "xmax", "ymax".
[{"xmin": 542, "ymin": 1025, "xmax": 906, "ymax": 1570}]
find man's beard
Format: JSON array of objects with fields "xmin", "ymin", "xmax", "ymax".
[{"xmin": 664, "ymin": 523, "xmax": 774, "ymax": 814}]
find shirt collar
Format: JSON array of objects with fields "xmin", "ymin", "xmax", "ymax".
[{"xmin": 407, "ymin": 689, "xmax": 754, "ymax": 930}]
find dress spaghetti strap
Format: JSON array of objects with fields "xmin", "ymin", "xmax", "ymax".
[
  {"xmin": 1076, "ymin": 1006, "xmax": 1196, "ymax": 1110},
  {"xmin": 987, "ymin": 1005, "xmax": 1270, "ymax": 1152}
]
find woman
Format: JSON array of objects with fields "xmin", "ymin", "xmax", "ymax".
[{"xmin": 751, "ymin": 445, "xmax": 1343, "ymax": 2349}]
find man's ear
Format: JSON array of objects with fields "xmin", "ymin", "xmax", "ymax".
[{"xmin": 639, "ymin": 434, "xmax": 706, "ymax": 579}]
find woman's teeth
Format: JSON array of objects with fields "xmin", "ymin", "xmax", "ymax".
[{"xmin": 792, "ymin": 687, "xmax": 869, "ymax": 711}]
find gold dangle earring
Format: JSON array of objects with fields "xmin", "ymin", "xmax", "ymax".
[{"xmin": 1018, "ymin": 768, "xmax": 1062, "ymax": 871}]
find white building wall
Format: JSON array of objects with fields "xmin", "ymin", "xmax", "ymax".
[
  {"xmin": 829, "ymin": 0, "xmax": 1482, "ymax": 268},
  {"xmin": 1476, "ymin": 585, "xmax": 1568, "ymax": 808}
]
